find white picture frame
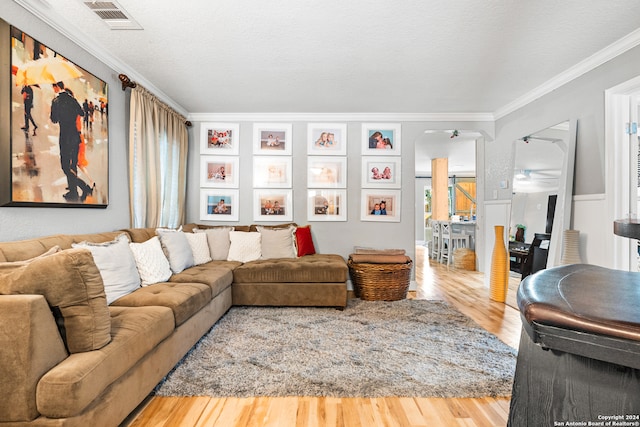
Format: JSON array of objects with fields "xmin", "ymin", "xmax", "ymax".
[
  {"xmin": 360, "ymin": 189, "xmax": 401, "ymax": 222},
  {"xmin": 200, "ymin": 156, "xmax": 239, "ymax": 188},
  {"xmin": 307, "ymin": 189, "xmax": 347, "ymax": 222},
  {"xmin": 253, "ymin": 156, "xmax": 292, "ymax": 188},
  {"xmin": 361, "ymin": 157, "xmax": 401, "ymax": 188},
  {"xmin": 307, "ymin": 123, "xmax": 347, "ymax": 156},
  {"xmin": 307, "ymin": 156, "xmax": 347, "ymax": 188},
  {"xmin": 361, "ymin": 123, "xmax": 401, "ymax": 156},
  {"xmin": 253, "ymin": 123, "xmax": 293, "ymax": 155},
  {"xmin": 253, "ymin": 189, "xmax": 293, "ymax": 222},
  {"xmin": 200, "ymin": 189, "xmax": 239, "ymax": 222},
  {"xmin": 200, "ymin": 122, "xmax": 240, "ymax": 156}
]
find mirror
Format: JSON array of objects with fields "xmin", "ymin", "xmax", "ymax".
[{"xmin": 509, "ymin": 121, "xmax": 576, "ymax": 277}]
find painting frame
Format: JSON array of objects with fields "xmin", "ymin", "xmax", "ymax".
[
  {"xmin": 361, "ymin": 157, "xmax": 401, "ymax": 188},
  {"xmin": 253, "ymin": 189, "xmax": 293, "ymax": 222},
  {"xmin": 253, "ymin": 123, "xmax": 292, "ymax": 155},
  {"xmin": 199, "ymin": 156, "xmax": 239, "ymax": 188},
  {"xmin": 307, "ymin": 123, "xmax": 347, "ymax": 156},
  {"xmin": 307, "ymin": 156, "xmax": 347, "ymax": 188},
  {"xmin": 2, "ymin": 23, "xmax": 109, "ymax": 208},
  {"xmin": 307, "ymin": 189, "xmax": 347, "ymax": 222},
  {"xmin": 361, "ymin": 123, "xmax": 401, "ymax": 156},
  {"xmin": 200, "ymin": 189, "xmax": 239, "ymax": 222},
  {"xmin": 253, "ymin": 156, "xmax": 292, "ymax": 188},
  {"xmin": 200, "ymin": 122, "xmax": 240, "ymax": 156},
  {"xmin": 360, "ymin": 189, "xmax": 401, "ymax": 222}
]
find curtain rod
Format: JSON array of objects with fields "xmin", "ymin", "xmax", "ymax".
[{"xmin": 118, "ymin": 74, "xmax": 192, "ymax": 127}]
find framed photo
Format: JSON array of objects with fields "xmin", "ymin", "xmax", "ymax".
[
  {"xmin": 2, "ymin": 25, "xmax": 109, "ymax": 207},
  {"xmin": 307, "ymin": 189, "xmax": 347, "ymax": 222},
  {"xmin": 307, "ymin": 156, "xmax": 347, "ymax": 188},
  {"xmin": 254, "ymin": 189, "xmax": 293, "ymax": 222},
  {"xmin": 361, "ymin": 189, "xmax": 401, "ymax": 222},
  {"xmin": 307, "ymin": 123, "xmax": 347, "ymax": 156},
  {"xmin": 361, "ymin": 157, "xmax": 401, "ymax": 188},
  {"xmin": 200, "ymin": 189, "xmax": 239, "ymax": 221},
  {"xmin": 253, "ymin": 123, "xmax": 292, "ymax": 155},
  {"xmin": 361, "ymin": 123, "xmax": 401, "ymax": 156},
  {"xmin": 200, "ymin": 122, "xmax": 239, "ymax": 155},
  {"xmin": 200, "ymin": 156, "xmax": 239, "ymax": 188},
  {"xmin": 253, "ymin": 156, "xmax": 292, "ymax": 188}
]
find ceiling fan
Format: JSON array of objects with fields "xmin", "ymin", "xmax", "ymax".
[
  {"xmin": 520, "ymin": 136, "xmax": 563, "ymax": 144},
  {"xmin": 424, "ymin": 129, "xmax": 485, "ymax": 139}
]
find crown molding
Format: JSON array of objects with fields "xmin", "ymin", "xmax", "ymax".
[
  {"xmin": 187, "ymin": 112, "xmax": 495, "ymax": 123},
  {"xmin": 13, "ymin": 0, "xmax": 189, "ymax": 117},
  {"xmin": 494, "ymin": 27, "xmax": 640, "ymax": 120}
]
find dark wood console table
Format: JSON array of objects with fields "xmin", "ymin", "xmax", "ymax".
[
  {"xmin": 508, "ymin": 242, "xmax": 529, "ymax": 273},
  {"xmin": 614, "ymin": 218, "xmax": 640, "ymax": 239}
]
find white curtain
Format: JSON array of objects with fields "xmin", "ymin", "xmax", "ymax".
[{"xmin": 128, "ymin": 86, "xmax": 188, "ymax": 228}]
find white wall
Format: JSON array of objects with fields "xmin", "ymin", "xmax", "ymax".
[
  {"xmin": 0, "ymin": 4, "xmax": 130, "ymax": 242},
  {"xmin": 572, "ymin": 194, "xmax": 607, "ymax": 265},
  {"xmin": 487, "ymin": 44, "xmax": 640, "ymax": 269},
  {"xmin": 4, "ymin": 2, "xmax": 637, "ymax": 270},
  {"xmin": 186, "ymin": 120, "xmax": 493, "ymax": 267}
]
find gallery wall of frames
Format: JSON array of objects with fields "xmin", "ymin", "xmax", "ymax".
[{"xmin": 198, "ymin": 122, "xmax": 402, "ymax": 223}]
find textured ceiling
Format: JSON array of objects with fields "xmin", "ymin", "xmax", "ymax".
[{"xmin": 16, "ymin": 0, "xmax": 640, "ymax": 115}]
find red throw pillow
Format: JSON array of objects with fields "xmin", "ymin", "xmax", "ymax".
[{"xmin": 295, "ymin": 226, "xmax": 316, "ymax": 257}]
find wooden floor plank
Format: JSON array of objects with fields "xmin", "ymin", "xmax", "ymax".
[
  {"xmin": 162, "ymin": 396, "xmax": 210, "ymax": 427},
  {"xmin": 123, "ymin": 245, "xmax": 521, "ymax": 427}
]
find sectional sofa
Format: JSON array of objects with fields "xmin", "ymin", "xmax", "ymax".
[{"xmin": 0, "ymin": 223, "xmax": 348, "ymax": 427}]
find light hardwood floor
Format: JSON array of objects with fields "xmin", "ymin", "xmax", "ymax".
[{"xmin": 123, "ymin": 245, "xmax": 522, "ymax": 427}]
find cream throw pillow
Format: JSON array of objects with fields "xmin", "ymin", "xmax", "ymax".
[
  {"xmin": 72, "ymin": 234, "xmax": 141, "ymax": 304},
  {"xmin": 194, "ymin": 226, "xmax": 234, "ymax": 260},
  {"xmin": 129, "ymin": 237, "xmax": 172, "ymax": 286},
  {"xmin": 256, "ymin": 225, "xmax": 297, "ymax": 259},
  {"xmin": 156, "ymin": 228, "xmax": 195, "ymax": 273},
  {"xmin": 185, "ymin": 232, "xmax": 213, "ymax": 265},
  {"xmin": 227, "ymin": 231, "xmax": 261, "ymax": 263}
]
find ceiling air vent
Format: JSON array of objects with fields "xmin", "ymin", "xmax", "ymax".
[{"xmin": 82, "ymin": 1, "xmax": 143, "ymax": 30}]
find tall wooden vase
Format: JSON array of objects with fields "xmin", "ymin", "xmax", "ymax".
[{"xmin": 490, "ymin": 225, "xmax": 509, "ymax": 302}]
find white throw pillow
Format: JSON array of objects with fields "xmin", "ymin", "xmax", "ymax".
[
  {"xmin": 185, "ymin": 232, "xmax": 212, "ymax": 265},
  {"xmin": 256, "ymin": 225, "xmax": 297, "ymax": 259},
  {"xmin": 194, "ymin": 226, "xmax": 234, "ymax": 260},
  {"xmin": 129, "ymin": 236, "xmax": 172, "ymax": 286},
  {"xmin": 156, "ymin": 228, "xmax": 195, "ymax": 274},
  {"xmin": 227, "ymin": 231, "xmax": 262, "ymax": 263},
  {"xmin": 72, "ymin": 234, "xmax": 140, "ymax": 304}
]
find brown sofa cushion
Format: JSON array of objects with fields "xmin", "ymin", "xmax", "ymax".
[
  {"xmin": 170, "ymin": 263, "xmax": 236, "ymax": 297},
  {"xmin": 0, "ymin": 295, "xmax": 68, "ymax": 422},
  {"xmin": 0, "ymin": 232, "xmax": 124, "ymax": 263},
  {"xmin": 37, "ymin": 305, "xmax": 174, "ymax": 418},
  {"xmin": 0, "ymin": 249, "xmax": 111, "ymax": 353},
  {"xmin": 111, "ymin": 282, "xmax": 212, "ymax": 326},
  {"xmin": 233, "ymin": 254, "xmax": 348, "ymax": 283}
]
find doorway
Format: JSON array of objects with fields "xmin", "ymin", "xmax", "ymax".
[
  {"xmin": 414, "ymin": 130, "xmax": 485, "ymax": 271},
  {"xmin": 605, "ymin": 76, "xmax": 640, "ymax": 271}
]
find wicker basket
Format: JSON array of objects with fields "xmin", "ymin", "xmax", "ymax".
[
  {"xmin": 348, "ymin": 258, "xmax": 413, "ymax": 301},
  {"xmin": 453, "ymin": 248, "xmax": 476, "ymax": 271}
]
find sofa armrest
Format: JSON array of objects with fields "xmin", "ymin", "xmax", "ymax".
[{"xmin": 0, "ymin": 295, "xmax": 68, "ymax": 422}]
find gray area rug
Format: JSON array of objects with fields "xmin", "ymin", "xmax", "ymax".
[{"xmin": 155, "ymin": 299, "xmax": 517, "ymax": 398}]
